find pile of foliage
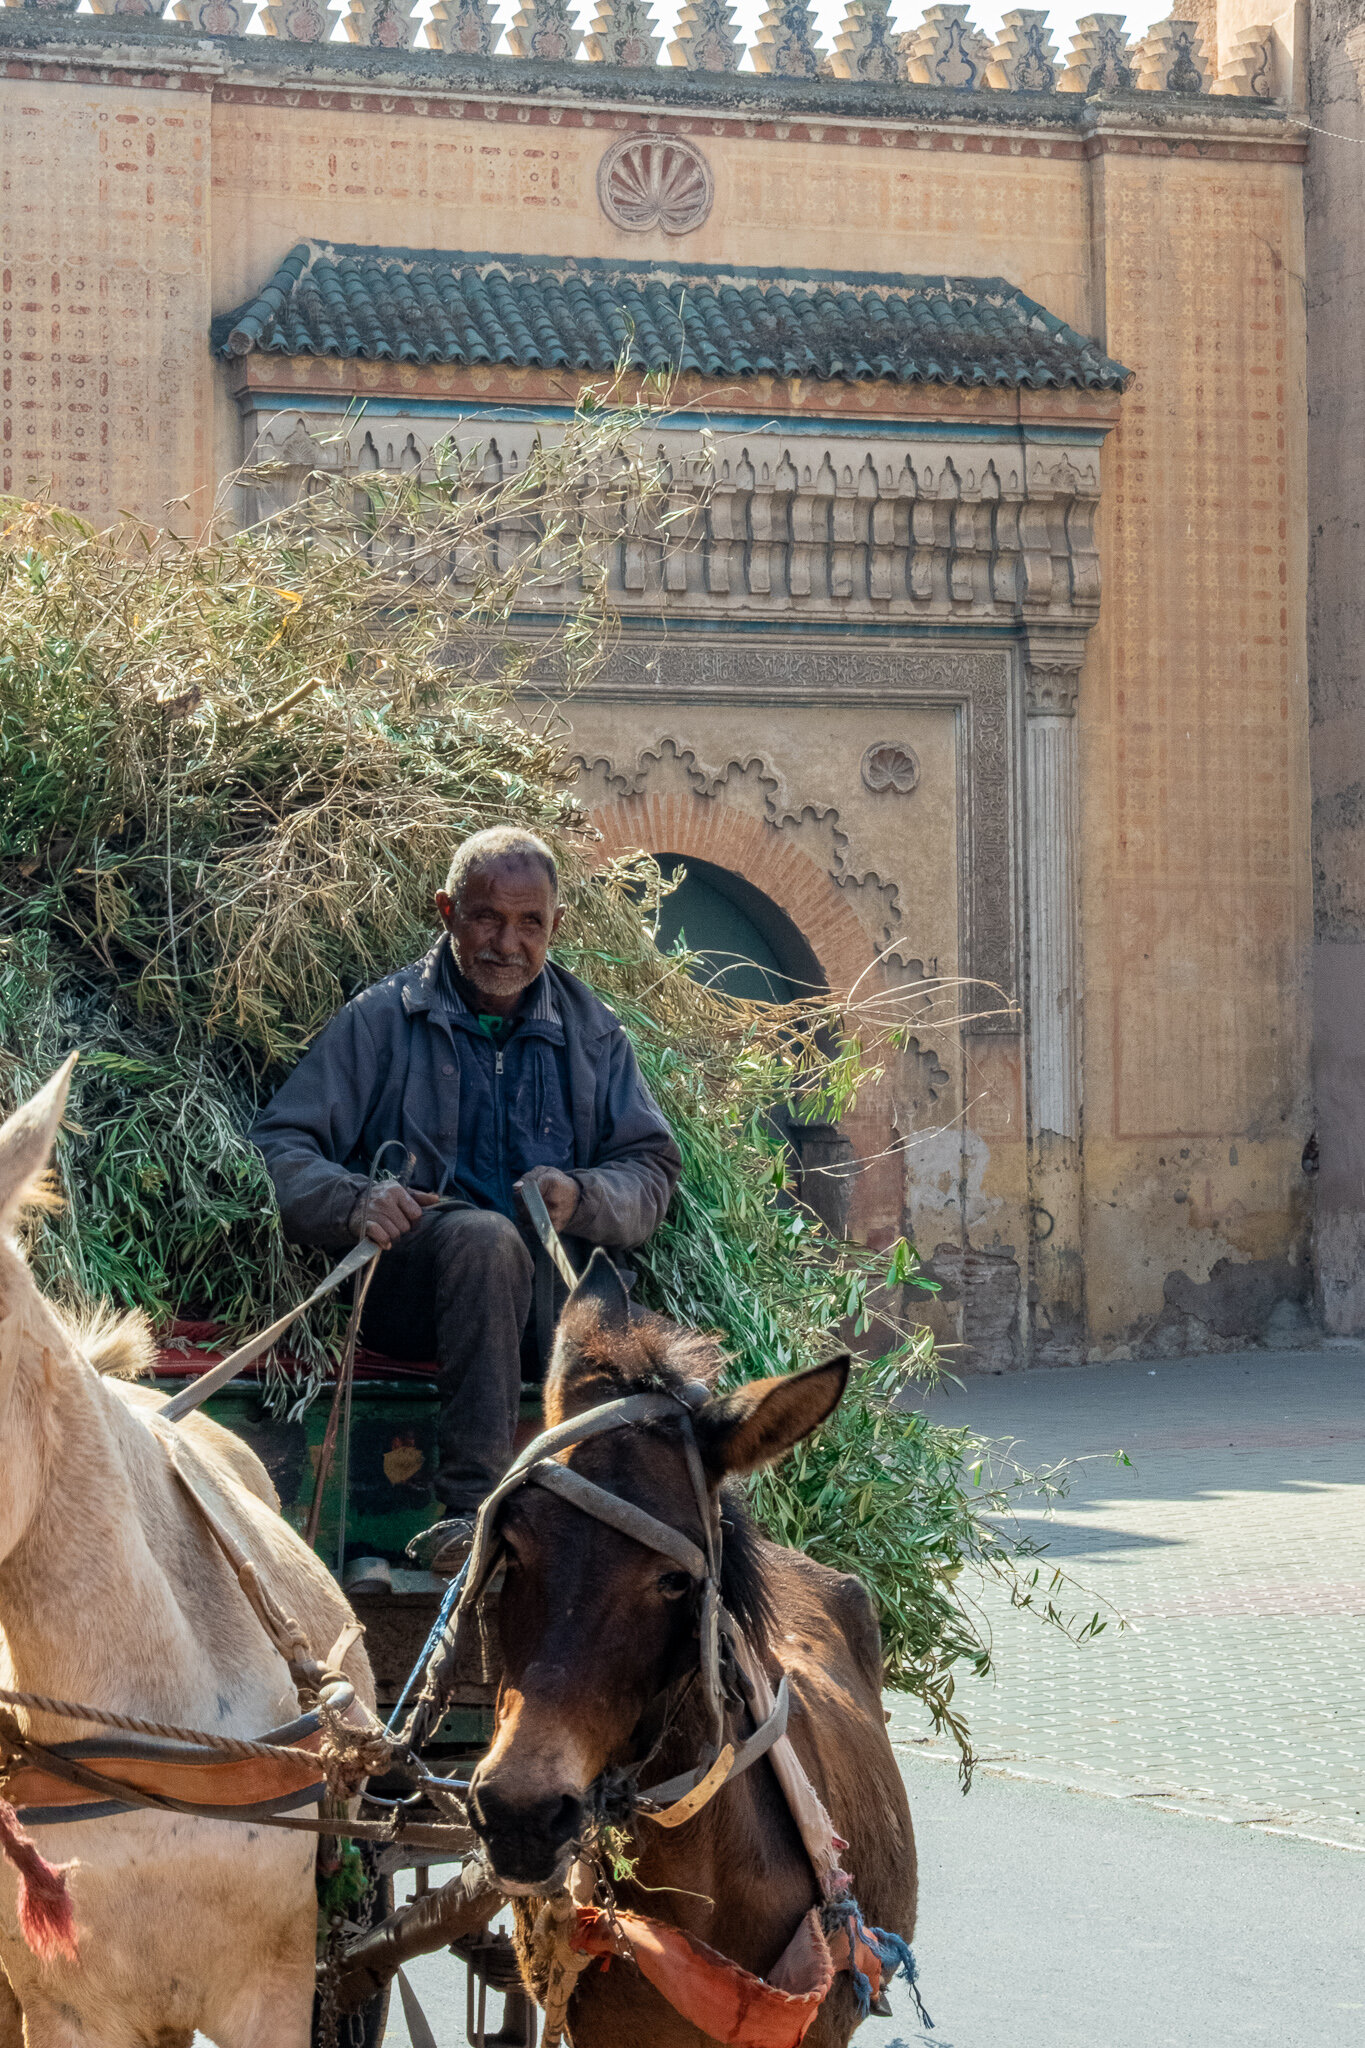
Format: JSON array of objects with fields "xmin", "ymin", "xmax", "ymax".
[{"xmin": 0, "ymin": 416, "xmax": 1074, "ymax": 1751}]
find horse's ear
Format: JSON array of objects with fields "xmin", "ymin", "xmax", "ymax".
[
  {"xmin": 692, "ymin": 1354, "xmax": 850, "ymax": 1479},
  {"xmin": 564, "ymin": 1247, "xmax": 630, "ymax": 1335},
  {"xmin": 0, "ymin": 1054, "xmax": 77, "ymax": 1230}
]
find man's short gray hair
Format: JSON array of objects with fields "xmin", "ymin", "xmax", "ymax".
[{"xmin": 444, "ymin": 826, "xmax": 559, "ymax": 908}]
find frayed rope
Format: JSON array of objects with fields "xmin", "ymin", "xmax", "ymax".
[
  {"xmin": 825, "ymin": 1895, "xmax": 932, "ymax": 2030},
  {"xmin": 0, "ymin": 1797, "xmax": 78, "ymax": 1964}
]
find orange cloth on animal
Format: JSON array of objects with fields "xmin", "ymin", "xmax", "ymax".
[{"xmin": 572, "ymin": 1904, "xmax": 841, "ymax": 2048}]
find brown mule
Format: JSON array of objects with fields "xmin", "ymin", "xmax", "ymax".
[{"xmin": 466, "ymin": 1255, "xmax": 918, "ymax": 2047}]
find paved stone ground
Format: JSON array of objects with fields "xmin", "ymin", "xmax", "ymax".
[{"xmin": 887, "ymin": 1344, "xmax": 1365, "ymax": 1852}]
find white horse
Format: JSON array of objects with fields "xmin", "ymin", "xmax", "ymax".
[{"xmin": 0, "ymin": 1058, "xmax": 374, "ymax": 2048}]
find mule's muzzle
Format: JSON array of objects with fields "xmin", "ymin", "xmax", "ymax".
[{"xmin": 467, "ymin": 1774, "xmax": 584, "ymax": 1889}]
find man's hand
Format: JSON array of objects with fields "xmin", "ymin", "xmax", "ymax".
[
  {"xmin": 351, "ymin": 1184, "xmax": 441, "ymax": 1250},
  {"xmin": 515, "ymin": 1164, "xmax": 580, "ymax": 1234}
]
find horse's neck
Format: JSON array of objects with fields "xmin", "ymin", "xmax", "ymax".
[{"xmin": 0, "ymin": 1305, "xmax": 234, "ymax": 1716}]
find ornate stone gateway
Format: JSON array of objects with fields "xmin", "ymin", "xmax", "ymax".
[{"xmin": 223, "ymin": 244, "xmax": 1126, "ymax": 1367}]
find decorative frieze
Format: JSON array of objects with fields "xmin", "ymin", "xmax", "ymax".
[
  {"xmin": 507, "ymin": 0, "xmax": 582, "ymax": 63},
  {"xmin": 830, "ymin": 0, "xmax": 902, "ymax": 85},
  {"xmin": 242, "ymin": 411, "xmax": 1107, "ymax": 642},
  {"xmin": 1057, "ymin": 13, "xmax": 1135, "ymax": 94},
  {"xmin": 258, "ymin": 0, "xmax": 336, "ymax": 39},
  {"xmin": 902, "ymin": 5, "xmax": 990, "ymax": 89},
  {"xmin": 667, "ymin": 0, "xmax": 744, "ymax": 72},
  {"xmin": 750, "ymin": 0, "xmax": 826, "ymax": 79},
  {"xmin": 586, "ymin": 0, "xmax": 663, "ymax": 68},
  {"xmin": 986, "ymin": 10, "xmax": 1060, "ymax": 91},
  {"xmin": 424, "ymin": 0, "xmax": 501, "ymax": 56},
  {"xmin": 1135, "ymin": 17, "xmax": 1206, "ymax": 94},
  {"xmin": 0, "ymin": 0, "xmax": 1246, "ymax": 98},
  {"xmin": 337, "ymin": 0, "xmax": 418, "ymax": 47},
  {"xmin": 1211, "ymin": 22, "xmax": 1274, "ymax": 99}
]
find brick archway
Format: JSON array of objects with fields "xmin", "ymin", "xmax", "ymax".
[
  {"xmin": 588, "ymin": 789, "xmax": 900, "ymax": 1245},
  {"xmin": 588, "ymin": 792, "xmax": 878, "ymax": 998}
]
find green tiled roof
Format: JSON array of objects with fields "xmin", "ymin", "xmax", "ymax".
[{"xmin": 216, "ymin": 243, "xmax": 1130, "ymax": 392}]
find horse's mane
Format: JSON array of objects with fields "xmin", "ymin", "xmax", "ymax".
[
  {"xmin": 550, "ymin": 1308, "xmax": 775, "ymax": 1652},
  {"xmin": 68, "ymin": 1303, "xmax": 156, "ymax": 1379}
]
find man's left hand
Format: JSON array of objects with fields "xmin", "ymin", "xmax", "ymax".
[{"xmin": 515, "ymin": 1164, "xmax": 580, "ymax": 1233}]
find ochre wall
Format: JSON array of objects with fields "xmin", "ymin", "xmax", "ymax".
[
  {"xmin": 1082, "ymin": 150, "xmax": 1312, "ymax": 1346},
  {"xmin": 0, "ymin": 78, "xmax": 214, "ymax": 526},
  {"xmin": 207, "ymin": 101, "xmax": 1092, "ymax": 330},
  {"xmin": 1305, "ymin": 0, "xmax": 1365, "ymax": 1332},
  {"xmin": 0, "ymin": 51, "xmax": 1313, "ymax": 1358}
]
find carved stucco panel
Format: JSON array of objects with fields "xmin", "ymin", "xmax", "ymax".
[
  {"xmin": 573, "ymin": 736, "xmax": 906, "ymax": 950},
  {"xmin": 564, "ymin": 632, "xmax": 1016, "ymax": 1026}
]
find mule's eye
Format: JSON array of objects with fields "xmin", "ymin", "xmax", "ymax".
[{"xmin": 657, "ymin": 1570, "xmax": 692, "ymax": 1599}]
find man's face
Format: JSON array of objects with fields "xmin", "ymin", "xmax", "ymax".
[{"xmin": 436, "ymin": 857, "xmax": 563, "ymax": 1015}]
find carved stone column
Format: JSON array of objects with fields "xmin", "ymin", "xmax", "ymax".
[{"xmin": 1024, "ymin": 635, "xmax": 1086, "ymax": 1360}]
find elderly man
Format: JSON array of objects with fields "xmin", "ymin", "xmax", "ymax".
[{"xmin": 251, "ymin": 826, "xmax": 681, "ymax": 1571}]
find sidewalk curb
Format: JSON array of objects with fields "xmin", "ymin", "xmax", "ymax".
[{"xmin": 895, "ymin": 1742, "xmax": 1365, "ymax": 1855}]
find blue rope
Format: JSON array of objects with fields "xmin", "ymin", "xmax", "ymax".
[
  {"xmin": 825, "ymin": 1896, "xmax": 933, "ymax": 2030},
  {"xmin": 385, "ymin": 1554, "xmax": 472, "ymax": 1735}
]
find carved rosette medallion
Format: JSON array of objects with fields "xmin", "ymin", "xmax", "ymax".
[
  {"xmin": 597, "ymin": 137, "xmax": 714, "ymax": 236},
  {"xmin": 861, "ymin": 742, "xmax": 921, "ymax": 794}
]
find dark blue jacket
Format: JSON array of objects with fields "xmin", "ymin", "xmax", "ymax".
[{"xmin": 250, "ymin": 939, "xmax": 682, "ymax": 1254}]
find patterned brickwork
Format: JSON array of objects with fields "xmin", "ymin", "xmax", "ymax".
[
  {"xmin": 589, "ymin": 792, "xmax": 878, "ymax": 996},
  {"xmin": 1084, "ymin": 158, "xmax": 1307, "ymax": 1150},
  {"xmin": 0, "ymin": 80, "xmax": 213, "ymax": 522}
]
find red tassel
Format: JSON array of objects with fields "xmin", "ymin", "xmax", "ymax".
[{"xmin": 0, "ymin": 1798, "xmax": 78, "ymax": 1964}]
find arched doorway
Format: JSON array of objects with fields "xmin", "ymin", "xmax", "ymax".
[
  {"xmin": 653, "ymin": 852, "xmax": 855, "ymax": 1238},
  {"xmin": 653, "ymin": 853, "xmax": 825, "ymax": 1005},
  {"xmin": 587, "ymin": 791, "xmax": 902, "ymax": 1246}
]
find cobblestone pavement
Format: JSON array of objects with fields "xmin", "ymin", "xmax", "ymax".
[{"xmin": 886, "ymin": 1344, "xmax": 1365, "ymax": 1853}]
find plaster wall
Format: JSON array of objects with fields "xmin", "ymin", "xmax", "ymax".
[
  {"xmin": 0, "ymin": 77, "xmax": 214, "ymax": 526},
  {"xmin": 0, "ymin": 30, "xmax": 1314, "ymax": 1362},
  {"xmin": 1080, "ymin": 146, "xmax": 1312, "ymax": 1349},
  {"xmin": 1305, "ymin": 0, "xmax": 1365, "ymax": 1329}
]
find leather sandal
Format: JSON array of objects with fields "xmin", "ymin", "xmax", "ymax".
[{"xmin": 405, "ymin": 1514, "xmax": 477, "ymax": 1575}]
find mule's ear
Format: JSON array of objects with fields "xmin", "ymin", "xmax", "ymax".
[
  {"xmin": 564, "ymin": 1247, "xmax": 630, "ymax": 1336},
  {"xmin": 693, "ymin": 1354, "xmax": 850, "ymax": 1479},
  {"xmin": 0, "ymin": 1054, "xmax": 77, "ymax": 1230}
]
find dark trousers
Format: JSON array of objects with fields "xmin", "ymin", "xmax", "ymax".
[{"xmin": 359, "ymin": 1206, "xmax": 533, "ymax": 1515}]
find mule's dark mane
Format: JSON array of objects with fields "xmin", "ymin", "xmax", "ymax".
[{"xmin": 549, "ymin": 1306, "xmax": 775, "ymax": 1651}]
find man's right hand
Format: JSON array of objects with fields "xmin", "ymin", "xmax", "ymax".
[{"xmin": 350, "ymin": 1184, "xmax": 440, "ymax": 1250}]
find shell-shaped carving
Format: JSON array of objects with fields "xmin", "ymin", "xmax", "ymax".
[
  {"xmin": 862, "ymin": 743, "xmax": 921, "ymax": 795},
  {"xmin": 597, "ymin": 137, "xmax": 715, "ymax": 236}
]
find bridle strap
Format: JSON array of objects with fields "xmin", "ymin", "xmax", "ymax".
[
  {"xmin": 452, "ymin": 1392, "xmax": 689, "ymax": 1619},
  {"xmin": 638, "ymin": 1674, "xmax": 791, "ymax": 1825},
  {"xmin": 416, "ymin": 1388, "xmax": 737, "ymax": 1800},
  {"xmin": 528, "ymin": 1463, "xmax": 707, "ymax": 1580}
]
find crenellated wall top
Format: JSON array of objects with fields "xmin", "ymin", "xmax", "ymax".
[{"xmin": 0, "ymin": 6, "xmax": 1292, "ymax": 138}]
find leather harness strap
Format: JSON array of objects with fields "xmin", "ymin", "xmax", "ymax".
[
  {"xmin": 637, "ymin": 1675, "xmax": 791, "ymax": 1823},
  {"xmin": 527, "ymin": 1462, "xmax": 708, "ymax": 1580}
]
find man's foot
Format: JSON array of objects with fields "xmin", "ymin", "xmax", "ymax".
[{"xmin": 405, "ymin": 1514, "xmax": 477, "ymax": 1575}]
